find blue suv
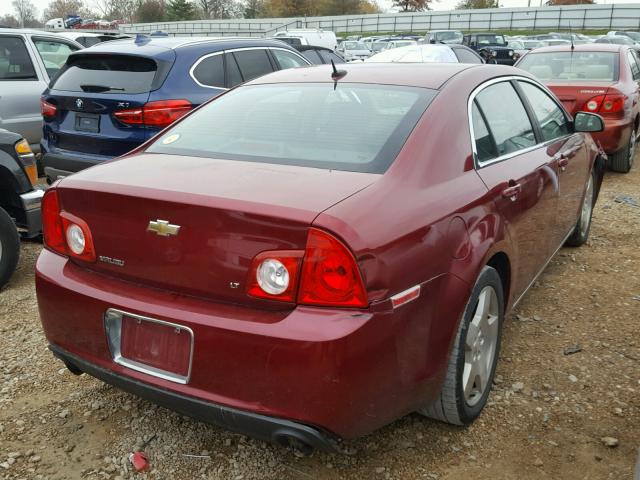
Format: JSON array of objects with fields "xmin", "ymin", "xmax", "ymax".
[{"xmin": 40, "ymin": 36, "xmax": 310, "ymax": 182}]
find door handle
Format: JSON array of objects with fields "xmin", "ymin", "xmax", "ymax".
[
  {"xmin": 502, "ymin": 183, "xmax": 521, "ymax": 201},
  {"xmin": 558, "ymin": 157, "xmax": 569, "ymax": 171}
]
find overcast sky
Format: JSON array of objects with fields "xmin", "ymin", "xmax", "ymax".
[{"xmin": 2, "ymin": 0, "xmax": 639, "ymax": 22}]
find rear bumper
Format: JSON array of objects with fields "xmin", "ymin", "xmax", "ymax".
[
  {"xmin": 591, "ymin": 117, "xmax": 632, "ymax": 154},
  {"xmin": 50, "ymin": 345, "xmax": 340, "ymax": 452},
  {"xmin": 36, "ymin": 249, "xmax": 469, "ymax": 440},
  {"xmin": 41, "ymin": 149, "xmax": 114, "ymax": 181}
]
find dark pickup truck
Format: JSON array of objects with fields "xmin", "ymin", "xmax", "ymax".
[
  {"xmin": 0, "ymin": 128, "xmax": 44, "ymax": 287},
  {"xmin": 463, "ymin": 32, "xmax": 517, "ymax": 65}
]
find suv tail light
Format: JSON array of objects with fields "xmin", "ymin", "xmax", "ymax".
[
  {"xmin": 42, "ymin": 189, "xmax": 96, "ymax": 262},
  {"xmin": 114, "ymin": 99, "xmax": 192, "ymax": 128},
  {"xmin": 41, "ymin": 98, "xmax": 57, "ymax": 119},
  {"xmin": 246, "ymin": 228, "xmax": 368, "ymax": 308},
  {"xmin": 583, "ymin": 94, "xmax": 625, "ymax": 115}
]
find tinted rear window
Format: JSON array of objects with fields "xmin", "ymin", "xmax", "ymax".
[
  {"xmin": 147, "ymin": 83, "xmax": 435, "ymax": 174},
  {"xmin": 518, "ymin": 51, "xmax": 619, "ymax": 81},
  {"xmin": 52, "ymin": 54, "xmax": 158, "ymax": 93}
]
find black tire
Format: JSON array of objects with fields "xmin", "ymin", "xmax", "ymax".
[
  {"xmin": 609, "ymin": 128, "xmax": 636, "ymax": 173},
  {"xmin": 0, "ymin": 207, "xmax": 20, "ymax": 289},
  {"xmin": 419, "ymin": 266, "xmax": 504, "ymax": 425},
  {"xmin": 566, "ymin": 169, "xmax": 596, "ymax": 247}
]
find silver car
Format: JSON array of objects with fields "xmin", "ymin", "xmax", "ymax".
[{"xmin": 0, "ymin": 29, "xmax": 82, "ymax": 152}]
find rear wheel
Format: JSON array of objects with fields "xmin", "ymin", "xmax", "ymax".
[
  {"xmin": 566, "ymin": 170, "xmax": 595, "ymax": 247},
  {"xmin": 609, "ymin": 128, "xmax": 636, "ymax": 173},
  {"xmin": 419, "ymin": 266, "xmax": 504, "ymax": 425},
  {"xmin": 0, "ymin": 207, "xmax": 20, "ymax": 289}
]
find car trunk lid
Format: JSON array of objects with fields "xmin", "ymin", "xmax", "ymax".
[
  {"xmin": 56, "ymin": 153, "xmax": 378, "ymax": 306},
  {"xmin": 546, "ymin": 82, "xmax": 614, "ymax": 115}
]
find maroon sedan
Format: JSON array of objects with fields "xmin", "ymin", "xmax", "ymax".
[
  {"xmin": 37, "ymin": 63, "xmax": 605, "ymax": 452},
  {"xmin": 516, "ymin": 44, "xmax": 640, "ymax": 173}
]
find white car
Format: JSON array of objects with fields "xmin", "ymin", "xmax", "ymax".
[
  {"xmin": 272, "ymin": 29, "xmax": 337, "ymax": 50},
  {"xmin": 366, "ymin": 44, "xmax": 483, "ymax": 64},
  {"xmin": 384, "ymin": 40, "xmax": 418, "ymax": 50},
  {"xmin": 337, "ymin": 41, "xmax": 371, "ymax": 61}
]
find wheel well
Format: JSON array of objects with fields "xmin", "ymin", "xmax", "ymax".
[{"xmin": 487, "ymin": 252, "xmax": 511, "ymax": 309}]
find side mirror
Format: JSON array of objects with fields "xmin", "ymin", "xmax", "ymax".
[
  {"xmin": 470, "ymin": 41, "xmax": 476, "ymax": 47},
  {"xmin": 574, "ymin": 112, "xmax": 605, "ymax": 132},
  {"xmin": 429, "ymin": 39, "xmax": 435, "ymax": 44}
]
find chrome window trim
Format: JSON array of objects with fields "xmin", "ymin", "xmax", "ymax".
[
  {"xmin": 189, "ymin": 46, "xmax": 309, "ymax": 90},
  {"xmin": 104, "ymin": 308, "xmax": 194, "ymax": 385},
  {"xmin": 189, "ymin": 50, "xmax": 227, "ymax": 90},
  {"xmin": 468, "ymin": 75, "xmax": 572, "ymax": 169}
]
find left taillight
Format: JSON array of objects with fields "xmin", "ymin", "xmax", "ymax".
[
  {"xmin": 40, "ymin": 97, "xmax": 57, "ymax": 119},
  {"xmin": 114, "ymin": 99, "xmax": 192, "ymax": 128},
  {"xmin": 14, "ymin": 139, "xmax": 37, "ymax": 186},
  {"xmin": 42, "ymin": 189, "xmax": 96, "ymax": 262}
]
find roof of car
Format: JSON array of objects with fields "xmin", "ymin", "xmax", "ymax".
[
  {"xmin": 246, "ymin": 62, "xmax": 481, "ymax": 90},
  {"xmin": 79, "ymin": 36, "xmax": 292, "ymax": 55},
  {"xmin": 524, "ymin": 43, "xmax": 624, "ymax": 53},
  {"xmin": 0, "ymin": 27, "xmax": 74, "ymax": 36}
]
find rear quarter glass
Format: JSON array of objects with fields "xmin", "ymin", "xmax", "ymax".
[
  {"xmin": 146, "ymin": 83, "xmax": 436, "ymax": 174},
  {"xmin": 50, "ymin": 54, "xmax": 172, "ymax": 94}
]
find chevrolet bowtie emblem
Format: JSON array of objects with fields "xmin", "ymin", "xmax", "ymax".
[{"xmin": 147, "ymin": 219, "xmax": 181, "ymax": 237}]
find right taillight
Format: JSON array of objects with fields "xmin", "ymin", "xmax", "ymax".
[
  {"xmin": 40, "ymin": 97, "xmax": 57, "ymax": 119},
  {"xmin": 298, "ymin": 228, "xmax": 368, "ymax": 308},
  {"xmin": 583, "ymin": 94, "xmax": 625, "ymax": 115},
  {"xmin": 42, "ymin": 189, "xmax": 96, "ymax": 262},
  {"xmin": 114, "ymin": 99, "xmax": 192, "ymax": 128},
  {"xmin": 246, "ymin": 228, "xmax": 368, "ymax": 308}
]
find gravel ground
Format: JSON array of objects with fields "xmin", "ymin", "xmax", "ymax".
[{"xmin": 1, "ymin": 157, "xmax": 639, "ymax": 480}]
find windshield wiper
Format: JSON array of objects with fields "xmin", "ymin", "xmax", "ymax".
[{"xmin": 80, "ymin": 84, "xmax": 125, "ymax": 93}]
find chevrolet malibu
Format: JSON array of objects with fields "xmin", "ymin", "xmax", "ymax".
[{"xmin": 37, "ymin": 63, "xmax": 605, "ymax": 452}]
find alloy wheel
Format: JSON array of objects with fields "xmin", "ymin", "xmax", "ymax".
[
  {"xmin": 580, "ymin": 174, "xmax": 594, "ymax": 237},
  {"xmin": 463, "ymin": 286, "xmax": 499, "ymax": 407}
]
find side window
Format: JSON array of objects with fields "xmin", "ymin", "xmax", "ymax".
[
  {"xmin": 472, "ymin": 102, "xmax": 498, "ymax": 162},
  {"xmin": 319, "ymin": 50, "xmax": 345, "ymax": 64},
  {"xmin": 302, "ymin": 50, "xmax": 322, "ymax": 64},
  {"xmin": 518, "ymin": 81, "xmax": 570, "ymax": 142},
  {"xmin": 453, "ymin": 48, "xmax": 482, "ymax": 64},
  {"xmin": 32, "ymin": 38, "xmax": 79, "ymax": 78},
  {"xmin": 225, "ymin": 53, "xmax": 243, "ymax": 88},
  {"xmin": 192, "ymin": 53, "xmax": 224, "ymax": 88},
  {"xmin": 0, "ymin": 36, "xmax": 37, "ymax": 80},
  {"xmin": 627, "ymin": 51, "xmax": 640, "ymax": 80},
  {"xmin": 474, "ymin": 81, "xmax": 536, "ymax": 160},
  {"xmin": 232, "ymin": 49, "xmax": 274, "ymax": 83},
  {"xmin": 271, "ymin": 49, "xmax": 307, "ymax": 70}
]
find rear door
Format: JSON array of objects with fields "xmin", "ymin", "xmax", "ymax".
[
  {"xmin": 472, "ymin": 79, "xmax": 559, "ymax": 301},
  {"xmin": 516, "ymin": 79, "xmax": 590, "ymax": 245},
  {"xmin": 45, "ymin": 53, "xmax": 166, "ymax": 157},
  {"xmin": 0, "ymin": 34, "xmax": 48, "ymax": 149}
]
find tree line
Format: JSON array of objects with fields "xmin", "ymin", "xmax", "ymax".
[{"xmin": 1, "ymin": 0, "xmax": 594, "ymax": 28}]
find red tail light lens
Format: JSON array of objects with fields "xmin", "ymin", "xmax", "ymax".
[
  {"xmin": 583, "ymin": 94, "xmax": 625, "ymax": 114},
  {"xmin": 41, "ymin": 189, "xmax": 96, "ymax": 262},
  {"xmin": 247, "ymin": 251, "xmax": 303, "ymax": 302},
  {"xmin": 114, "ymin": 99, "xmax": 192, "ymax": 128},
  {"xmin": 42, "ymin": 189, "xmax": 65, "ymax": 255},
  {"xmin": 41, "ymin": 98, "xmax": 57, "ymax": 119},
  {"xmin": 298, "ymin": 228, "xmax": 368, "ymax": 308}
]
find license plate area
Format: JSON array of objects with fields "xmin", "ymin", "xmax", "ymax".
[
  {"xmin": 75, "ymin": 113, "xmax": 100, "ymax": 133},
  {"xmin": 104, "ymin": 309, "xmax": 193, "ymax": 384}
]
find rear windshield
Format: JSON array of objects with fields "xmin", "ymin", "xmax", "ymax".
[
  {"xmin": 51, "ymin": 54, "xmax": 158, "ymax": 93},
  {"xmin": 147, "ymin": 83, "xmax": 435, "ymax": 174},
  {"xmin": 518, "ymin": 51, "xmax": 619, "ymax": 81}
]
